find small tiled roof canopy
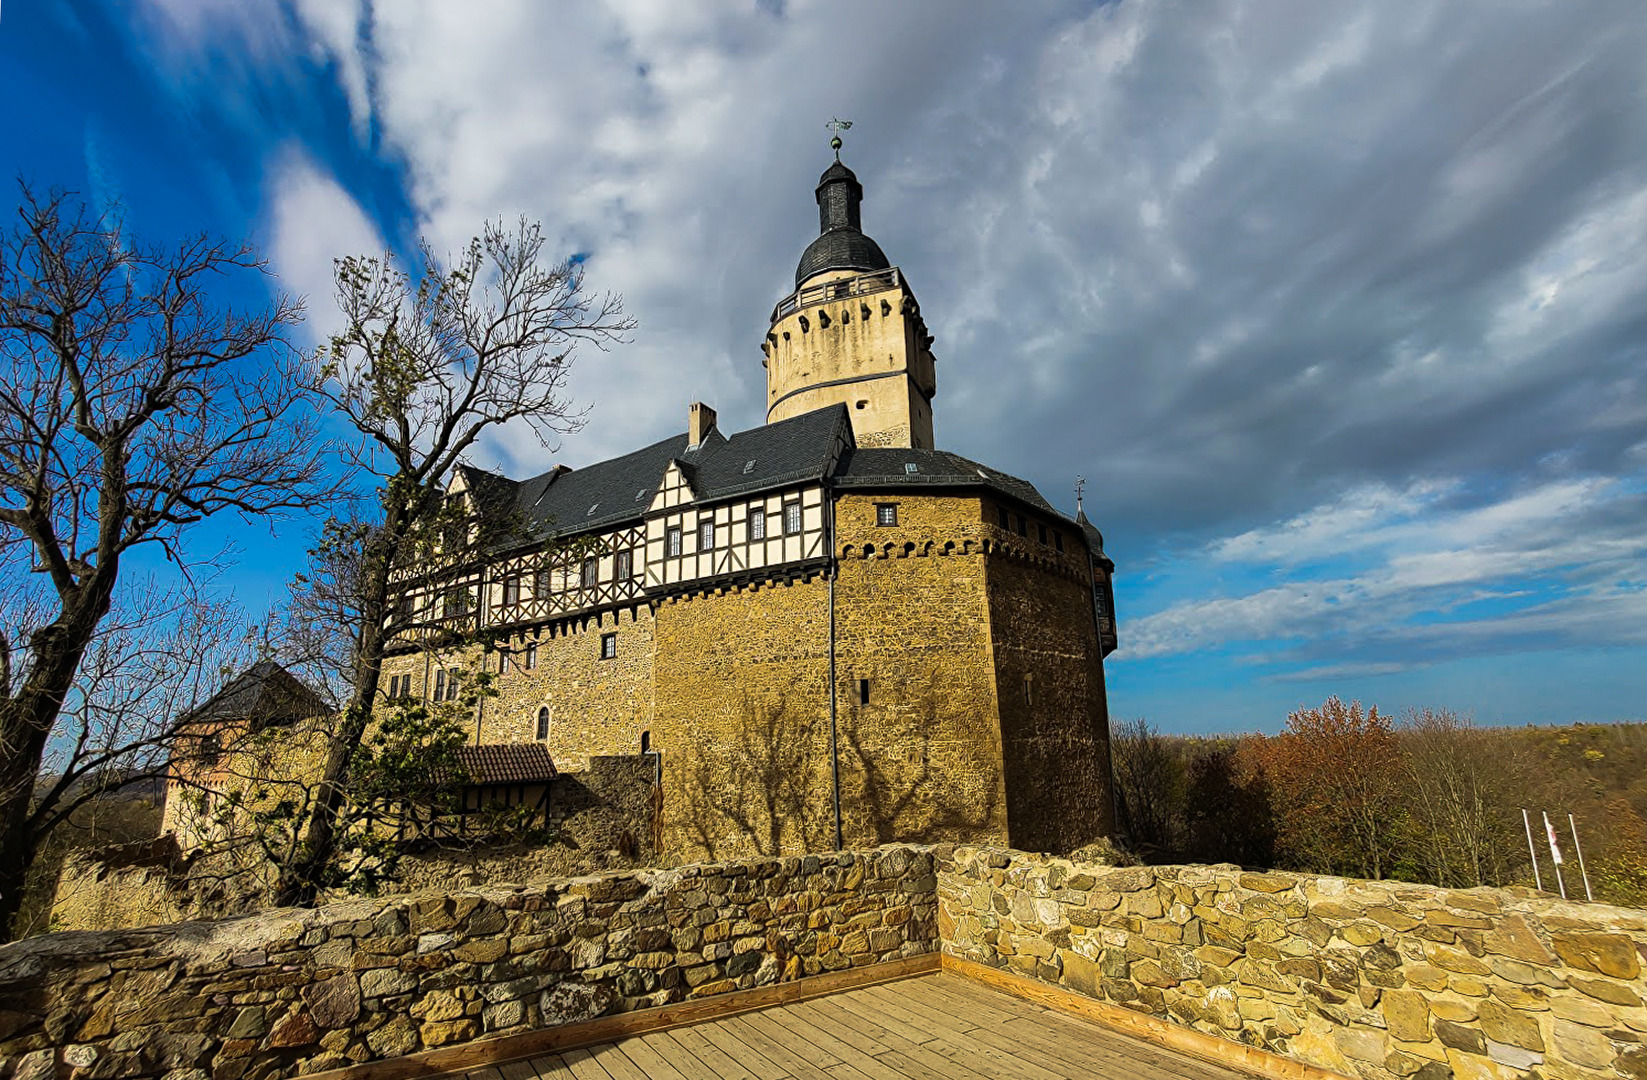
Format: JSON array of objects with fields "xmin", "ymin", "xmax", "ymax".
[{"xmin": 451, "ymin": 744, "xmax": 558, "ymax": 786}]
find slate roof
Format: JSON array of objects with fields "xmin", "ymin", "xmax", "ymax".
[
  {"xmin": 180, "ymin": 661, "xmax": 329, "ymax": 729},
  {"xmin": 796, "ymin": 227, "xmax": 891, "ymax": 288},
  {"xmin": 462, "ymin": 404, "xmax": 1103, "ymax": 559},
  {"xmin": 452, "ymin": 744, "xmax": 557, "ymax": 785},
  {"xmin": 486, "ymin": 406, "xmax": 852, "ymax": 547}
]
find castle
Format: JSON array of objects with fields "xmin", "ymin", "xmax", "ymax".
[{"xmin": 370, "ymin": 149, "xmax": 1120, "ymax": 860}]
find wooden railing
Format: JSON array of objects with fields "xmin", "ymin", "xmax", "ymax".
[{"xmin": 770, "ymin": 266, "xmax": 902, "ymax": 323}]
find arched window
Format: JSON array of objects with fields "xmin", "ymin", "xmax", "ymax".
[
  {"xmin": 640, "ymin": 730, "xmax": 651, "ymax": 754},
  {"xmin": 536, "ymin": 707, "xmax": 550, "ymax": 741}
]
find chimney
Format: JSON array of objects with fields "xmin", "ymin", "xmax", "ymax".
[{"xmin": 688, "ymin": 402, "xmax": 717, "ymax": 448}]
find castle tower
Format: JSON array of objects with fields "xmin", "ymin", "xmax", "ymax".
[{"xmin": 762, "ymin": 157, "xmax": 938, "ymax": 449}]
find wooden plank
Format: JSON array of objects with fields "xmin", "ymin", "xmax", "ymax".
[
  {"xmin": 782, "ymin": 1001, "xmax": 897, "ymax": 1057},
  {"xmin": 803, "ymin": 998, "xmax": 995, "ymax": 1080},
  {"xmin": 999, "ymin": 1014, "xmax": 1243, "ymax": 1080},
  {"xmin": 756, "ymin": 1007, "xmax": 909, "ymax": 1080},
  {"xmin": 640, "ymin": 1031, "xmax": 721, "ymax": 1080},
  {"xmin": 851, "ymin": 983, "xmax": 981, "ymax": 1037},
  {"xmin": 561, "ymin": 1047, "xmax": 615, "ymax": 1080},
  {"xmin": 310, "ymin": 955, "xmax": 939, "ymax": 1080},
  {"xmin": 612, "ymin": 1034, "xmax": 693, "ymax": 1080},
  {"xmin": 667, "ymin": 1024, "xmax": 768, "ymax": 1080},
  {"xmin": 497, "ymin": 1061, "xmax": 542, "ymax": 1080},
  {"xmin": 848, "ymin": 986, "xmax": 1074, "ymax": 1080},
  {"xmin": 940, "ymin": 956, "xmax": 1349, "ymax": 1080},
  {"xmin": 716, "ymin": 1015, "xmax": 841, "ymax": 1080},
  {"xmin": 525, "ymin": 1056, "xmax": 576, "ymax": 1079},
  {"xmin": 466, "ymin": 1069, "xmax": 505, "ymax": 1080},
  {"xmin": 586, "ymin": 1045, "xmax": 651, "ymax": 1080},
  {"xmin": 910, "ymin": 975, "xmax": 1026, "ymax": 1027}
]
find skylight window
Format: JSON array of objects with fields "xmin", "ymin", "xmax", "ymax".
[
  {"xmin": 635, "ymin": 488, "xmax": 647, "ymax": 502},
  {"xmin": 586, "ymin": 503, "xmax": 599, "ymax": 516},
  {"xmin": 976, "ymin": 469, "xmax": 989, "ymax": 479},
  {"xmin": 743, "ymin": 460, "xmax": 756, "ymax": 474},
  {"xmin": 904, "ymin": 463, "xmax": 919, "ymax": 475}
]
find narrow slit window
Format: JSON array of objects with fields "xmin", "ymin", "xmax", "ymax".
[
  {"xmin": 536, "ymin": 707, "xmax": 550, "ymax": 741},
  {"xmin": 856, "ymin": 678, "xmax": 871, "ymax": 706},
  {"xmin": 1024, "ymin": 674, "xmax": 1035, "ymax": 706}
]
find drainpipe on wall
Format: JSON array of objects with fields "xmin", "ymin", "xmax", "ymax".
[{"xmin": 826, "ymin": 483, "xmax": 844, "ymax": 853}]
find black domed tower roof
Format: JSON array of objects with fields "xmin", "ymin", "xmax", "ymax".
[{"xmin": 794, "ymin": 160, "xmax": 891, "ymax": 287}]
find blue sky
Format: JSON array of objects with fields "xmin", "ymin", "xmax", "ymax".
[{"xmin": 3, "ymin": 0, "xmax": 1644, "ymax": 733}]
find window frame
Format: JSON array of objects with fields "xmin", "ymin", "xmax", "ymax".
[
  {"xmin": 580, "ymin": 556, "xmax": 599, "ymax": 589},
  {"xmin": 698, "ymin": 517, "xmax": 716, "ymax": 551},
  {"xmin": 749, "ymin": 508, "xmax": 767, "ymax": 541},
  {"xmin": 666, "ymin": 525, "xmax": 683, "ymax": 557},
  {"xmin": 525, "ymin": 642, "xmax": 538, "ymax": 670},
  {"xmin": 502, "ymin": 574, "xmax": 521, "ymax": 606},
  {"xmin": 534, "ymin": 567, "xmax": 552, "ymax": 597},
  {"xmin": 783, "ymin": 501, "xmax": 802, "ymax": 535},
  {"xmin": 615, "ymin": 548, "xmax": 633, "ymax": 580},
  {"xmin": 875, "ymin": 503, "xmax": 899, "ymax": 527},
  {"xmin": 536, "ymin": 706, "xmax": 550, "ymax": 741},
  {"xmin": 600, "ymin": 632, "xmax": 618, "ymax": 660}
]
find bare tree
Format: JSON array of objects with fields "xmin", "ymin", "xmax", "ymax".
[
  {"xmin": 1401, "ymin": 708, "xmax": 1522, "ymax": 888},
  {"xmin": 1109, "ymin": 717, "xmax": 1185, "ymax": 858},
  {"xmin": 276, "ymin": 220, "xmax": 632, "ymax": 906},
  {"xmin": 0, "ymin": 186, "xmax": 326, "ymax": 940}
]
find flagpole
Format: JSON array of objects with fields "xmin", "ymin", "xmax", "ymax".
[
  {"xmin": 1522, "ymin": 809, "xmax": 1543, "ymax": 892},
  {"xmin": 1569, "ymin": 813, "xmax": 1593, "ymax": 903},
  {"xmin": 1543, "ymin": 811, "xmax": 1567, "ymax": 900}
]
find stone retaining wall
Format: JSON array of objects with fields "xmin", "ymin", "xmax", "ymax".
[
  {"xmin": 940, "ymin": 848, "xmax": 1647, "ymax": 1079},
  {"xmin": 0, "ymin": 846, "xmax": 936, "ymax": 1079}
]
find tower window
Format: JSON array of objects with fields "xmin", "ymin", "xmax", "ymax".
[
  {"xmin": 875, "ymin": 503, "xmax": 898, "ymax": 527},
  {"xmin": 856, "ymin": 679, "xmax": 871, "ymax": 706},
  {"xmin": 616, "ymin": 549, "xmax": 633, "ymax": 580},
  {"xmin": 537, "ymin": 707, "xmax": 550, "ymax": 741},
  {"xmin": 667, "ymin": 526, "xmax": 683, "ymax": 557},
  {"xmin": 749, "ymin": 508, "xmax": 766, "ymax": 540},
  {"xmin": 783, "ymin": 502, "xmax": 802, "ymax": 535},
  {"xmin": 1024, "ymin": 674, "xmax": 1035, "ymax": 707},
  {"xmin": 525, "ymin": 642, "xmax": 538, "ymax": 671},
  {"xmin": 601, "ymin": 633, "xmax": 618, "ymax": 660},
  {"xmin": 855, "ymin": 400, "xmax": 868, "ymax": 410},
  {"xmin": 698, "ymin": 518, "xmax": 716, "ymax": 551}
]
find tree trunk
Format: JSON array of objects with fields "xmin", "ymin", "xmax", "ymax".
[
  {"xmin": 0, "ymin": 585, "xmax": 114, "ymax": 941},
  {"xmin": 272, "ymin": 540, "xmax": 396, "ymax": 908}
]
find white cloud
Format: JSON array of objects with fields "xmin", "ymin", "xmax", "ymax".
[{"xmin": 264, "ymin": 150, "xmax": 386, "ymax": 346}]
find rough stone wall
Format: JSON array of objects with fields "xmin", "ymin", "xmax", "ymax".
[
  {"xmin": 484, "ymin": 606, "xmax": 656, "ymax": 769},
  {"xmin": 0, "ymin": 846, "xmax": 938, "ymax": 1080},
  {"xmin": 652, "ymin": 493, "xmax": 1013, "ymax": 862},
  {"xmin": 57, "ymin": 758, "xmax": 660, "ymax": 935},
  {"xmin": 939, "ymin": 847, "xmax": 1647, "ymax": 1080},
  {"xmin": 983, "ymin": 548, "xmax": 1115, "ymax": 853}
]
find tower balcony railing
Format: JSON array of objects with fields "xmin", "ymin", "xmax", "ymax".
[{"xmin": 770, "ymin": 266, "xmax": 902, "ymax": 324}]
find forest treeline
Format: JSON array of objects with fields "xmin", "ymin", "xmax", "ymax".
[{"xmin": 1110, "ymin": 698, "xmax": 1647, "ymax": 908}]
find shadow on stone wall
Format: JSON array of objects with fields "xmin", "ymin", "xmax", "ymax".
[{"xmin": 676, "ymin": 685, "xmax": 1003, "ymax": 861}]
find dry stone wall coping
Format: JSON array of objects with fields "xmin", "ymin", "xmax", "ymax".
[
  {"xmin": 939, "ymin": 847, "xmax": 1647, "ymax": 1080},
  {"xmin": 0, "ymin": 846, "xmax": 937, "ymax": 1079}
]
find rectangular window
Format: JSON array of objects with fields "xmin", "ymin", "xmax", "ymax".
[
  {"xmin": 535, "ymin": 567, "xmax": 552, "ymax": 596},
  {"xmin": 666, "ymin": 526, "xmax": 683, "ymax": 557},
  {"xmin": 1037, "ymin": 523, "xmax": 1048, "ymax": 545},
  {"xmin": 784, "ymin": 502, "xmax": 802, "ymax": 535},
  {"xmin": 525, "ymin": 642, "xmax": 538, "ymax": 670},
  {"xmin": 616, "ymin": 549, "xmax": 633, "ymax": 580},
  {"xmin": 1054, "ymin": 531, "xmax": 1064, "ymax": 553},
  {"xmin": 698, "ymin": 518, "xmax": 715, "ymax": 551},
  {"xmin": 434, "ymin": 669, "xmax": 446, "ymax": 701},
  {"xmin": 503, "ymin": 575, "xmax": 521, "ymax": 605},
  {"xmin": 749, "ymin": 508, "xmax": 766, "ymax": 540},
  {"xmin": 601, "ymin": 632, "xmax": 617, "ymax": 660},
  {"xmin": 447, "ymin": 672, "xmax": 460, "ymax": 702},
  {"xmin": 875, "ymin": 503, "xmax": 898, "ymax": 527},
  {"xmin": 580, "ymin": 557, "xmax": 598, "ymax": 588},
  {"xmin": 443, "ymin": 587, "xmax": 468, "ymax": 619},
  {"xmin": 856, "ymin": 678, "xmax": 871, "ymax": 706},
  {"xmin": 997, "ymin": 507, "xmax": 1010, "ymax": 529},
  {"xmin": 1015, "ymin": 514, "xmax": 1028, "ymax": 537}
]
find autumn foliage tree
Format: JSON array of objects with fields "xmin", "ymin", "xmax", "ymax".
[{"xmin": 1247, "ymin": 697, "xmax": 1407, "ymax": 880}]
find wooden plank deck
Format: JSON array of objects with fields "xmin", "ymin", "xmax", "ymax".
[{"xmin": 445, "ymin": 973, "xmax": 1263, "ymax": 1080}]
